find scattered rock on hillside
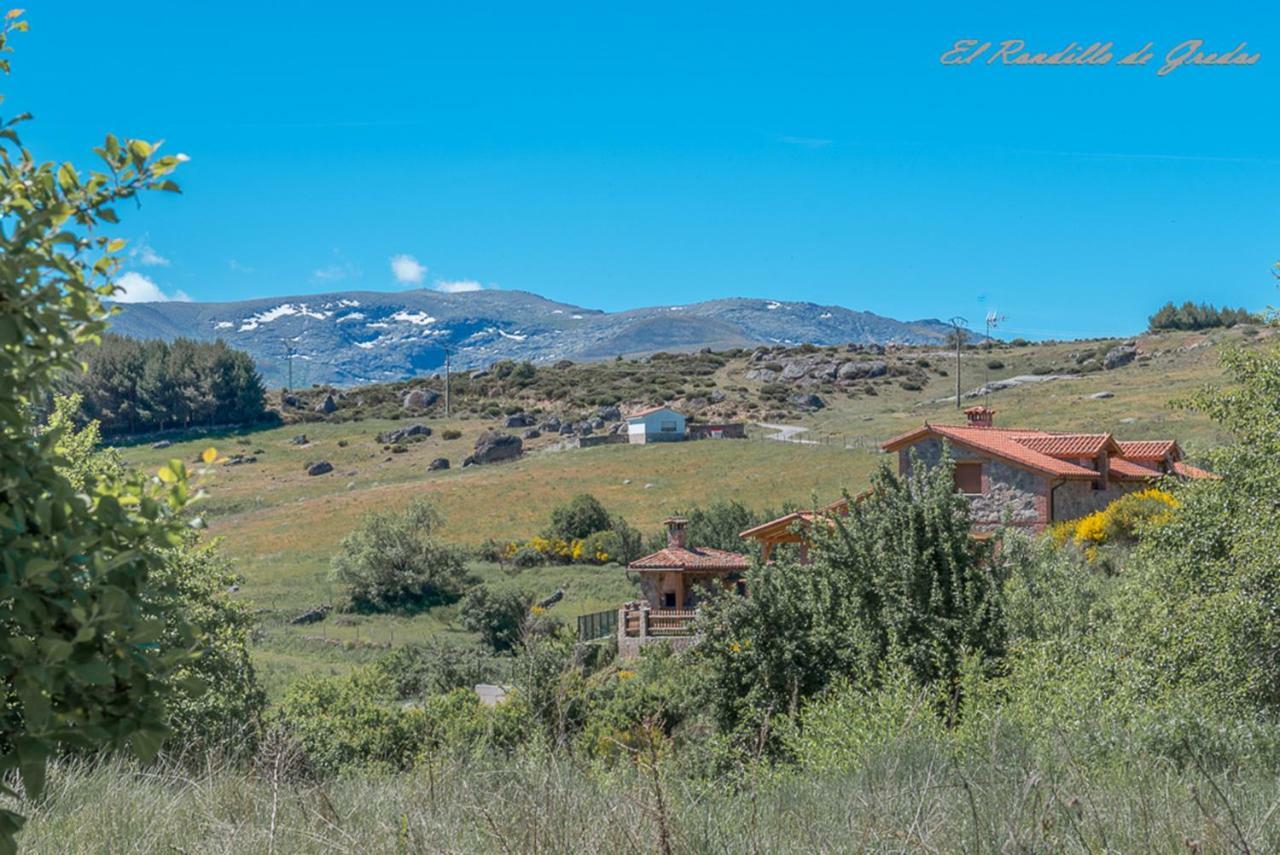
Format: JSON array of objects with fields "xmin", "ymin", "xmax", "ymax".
[
  {"xmin": 314, "ymin": 394, "xmax": 338, "ymax": 414},
  {"xmin": 306, "ymin": 460, "xmax": 333, "ymax": 476},
  {"xmin": 538, "ymin": 588, "xmax": 565, "ymax": 609},
  {"xmin": 744, "ymin": 367, "xmax": 779, "ymax": 382},
  {"xmin": 151, "ymin": 439, "xmax": 172, "ymax": 449},
  {"xmin": 590, "ymin": 417, "xmax": 605, "ymax": 430},
  {"xmin": 378, "ymin": 424, "xmax": 431, "ymax": 444},
  {"xmin": 504, "ymin": 412, "xmax": 532, "ymax": 428},
  {"xmin": 838, "ymin": 360, "xmax": 888, "ymax": 381},
  {"xmin": 225, "ymin": 454, "xmax": 257, "ymax": 466},
  {"xmin": 791, "ymin": 393, "xmax": 826, "ymax": 410},
  {"xmin": 281, "ymin": 394, "xmax": 301, "ymax": 408},
  {"xmin": 708, "ymin": 389, "xmax": 726, "ymax": 403},
  {"xmin": 1089, "ymin": 391, "xmax": 1115, "ymax": 399},
  {"xmin": 428, "ymin": 457, "xmax": 450, "ymax": 471},
  {"xmin": 290, "ymin": 604, "xmax": 331, "ymax": 625},
  {"xmin": 541, "ymin": 417, "xmax": 562, "ymax": 432},
  {"xmin": 463, "ymin": 430, "xmax": 523, "ymax": 466},
  {"xmin": 558, "ymin": 423, "xmax": 575, "ymax": 435},
  {"xmin": 402, "ymin": 388, "xmax": 440, "ymax": 410},
  {"xmin": 1103, "ymin": 344, "xmax": 1138, "ymax": 370},
  {"xmin": 290, "ymin": 434, "xmax": 309, "ymax": 445},
  {"xmin": 596, "ymin": 405, "xmax": 621, "ymax": 421},
  {"xmin": 522, "ymin": 428, "xmax": 541, "ymax": 439}
]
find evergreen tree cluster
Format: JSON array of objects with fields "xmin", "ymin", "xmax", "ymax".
[
  {"xmin": 1147, "ymin": 300, "xmax": 1256, "ymax": 332},
  {"xmin": 70, "ymin": 333, "xmax": 270, "ymax": 436}
]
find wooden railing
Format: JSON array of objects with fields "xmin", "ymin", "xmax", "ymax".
[{"xmin": 619, "ymin": 604, "xmax": 697, "ymax": 638}]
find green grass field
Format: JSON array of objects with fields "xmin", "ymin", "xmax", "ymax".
[{"xmin": 115, "ymin": 326, "xmax": 1268, "ymax": 696}]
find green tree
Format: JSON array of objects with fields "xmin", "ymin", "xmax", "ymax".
[
  {"xmin": 694, "ymin": 456, "xmax": 1003, "ymax": 738},
  {"xmin": 0, "ymin": 14, "xmax": 198, "ymax": 850},
  {"xmin": 460, "ymin": 586, "xmax": 533, "ymax": 652},
  {"xmin": 546, "ymin": 493, "xmax": 614, "ymax": 541},
  {"xmin": 330, "ymin": 499, "xmax": 472, "ymax": 611}
]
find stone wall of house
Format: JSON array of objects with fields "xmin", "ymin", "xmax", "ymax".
[
  {"xmin": 902, "ymin": 438, "xmax": 1047, "ymax": 529},
  {"xmin": 1052, "ymin": 479, "xmax": 1145, "ymax": 523}
]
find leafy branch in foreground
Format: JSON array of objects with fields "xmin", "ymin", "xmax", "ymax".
[{"xmin": 0, "ymin": 11, "xmax": 198, "ymax": 851}]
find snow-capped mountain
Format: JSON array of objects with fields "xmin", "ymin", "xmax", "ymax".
[{"xmin": 109, "ymin": 289, "xmax": 963, "ymax": 386}]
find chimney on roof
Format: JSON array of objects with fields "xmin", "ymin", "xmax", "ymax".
[
  {"xmin": 964, "ymin": 406, "xmax": 995, "ymax": 428},
  {"xmin": 665, "ymin": 517, "xmax": 688, "ymax": 549}
]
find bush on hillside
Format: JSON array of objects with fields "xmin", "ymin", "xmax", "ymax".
[
  {"xmin": 546, "ymin": 494, "xmax": 613, "ymax": 541},
  {"xmin": 461, "ymin": 587, "xmax": 534, "ymax": 652},
  {"xmin": 330, "ymin": 500, "xmax": 474, "ymax": 612},
  {"xmin": 377, "ymin": 639, "xmax": 498, "ymax": 700},
  {"xmin": 1050, "ymin": 488, "xmax": 1178, "ymax": 562}
]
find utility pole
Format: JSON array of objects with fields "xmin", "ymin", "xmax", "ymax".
[
  {"xmin": 282, "ymin": 339, "xmax": 296, "ymax": 391},
  {"xmin": 443, "ymin": 346, "xmax": 451, "ymax": 418},
  {"xmin": 948, "ymin": 316, "xmax": 968, "ymax": 409}
]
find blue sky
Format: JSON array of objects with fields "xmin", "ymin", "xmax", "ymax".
[{"xmin": 13, "ymin": 2, "xmax": 1279, "ymax": 337}]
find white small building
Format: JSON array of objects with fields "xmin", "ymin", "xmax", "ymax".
[{"xmin": 626, "ymin": 406, "xmax": 686, "ymax": 444}]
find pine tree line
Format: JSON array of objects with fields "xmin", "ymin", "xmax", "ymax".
[
  {"xmin": 67, "ymin": 334, "xmax": 270, "ymax": 436},
  {"xmin": 1147, "ymin": 300, "xmax": 1257, "ymax": 332}
]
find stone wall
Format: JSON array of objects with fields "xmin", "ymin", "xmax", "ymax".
[
  {"xmin": 1052, "ymin": 479, "xmax": 1145, "ymax": 523},
  {"xmin": 902, "ymin": 438, "xmax": 1047, "ymax": 530}
]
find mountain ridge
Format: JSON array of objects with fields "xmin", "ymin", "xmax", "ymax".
[{"xmin": 108, "ymin": 289, "xmax": 967, "ymax": 387}]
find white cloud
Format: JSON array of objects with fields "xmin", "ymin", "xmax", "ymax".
[
  {"xmin": 390, "ymin": 254, "xmax": 427, "ymax": 285},
  {"xmin": 313, "ymin": 261, "xmax": 359, "ymax": 282},
  {"xmin": 228, "ymin": 258, "xmax": 254, "ymax": 274},
  {"xmin": 434, "ymin": 278, "xmax": 484, "ymax": 293},
  {"xmin": 113, "ymin": 271, "xmax": 191, "ymax": 303},
  {"xmin": 131, "ymin": 238, "xmax": 170, "ymax": 267}
]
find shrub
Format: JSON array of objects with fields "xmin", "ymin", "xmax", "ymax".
[
  {"xmin": 985, "ymin": 359, "xmax": 1004, "ymax": 370},
  {"xmin": 377, "ymin": 639, "xmax": 497, "ymax": 700},
  {"xmin": 1051, "ymin": 488, "xmax": 1178, "ymax": 561},
  {"xmin": 330, "ymin": 500, "xmax": 473, "ymax": 611},
  {"xmin": 461, "ymin": 587, "xmax": 533, "ymax": 652},
  {"xmin": 442, "ymin": 428, "xmax": 462, "ymax": 440},
  {"xmin": 546, "ymin": 494, "xmax": 613, "ymax": 541}
]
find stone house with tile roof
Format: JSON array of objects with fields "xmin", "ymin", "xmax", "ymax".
[{"xmin": 878, "ymin": 405, "xmax": 1214, "ymax": 533}]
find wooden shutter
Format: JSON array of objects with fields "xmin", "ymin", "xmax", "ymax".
[{"xmin": 954, "ymin": 462, "xmax": 984, "ymax": 494}]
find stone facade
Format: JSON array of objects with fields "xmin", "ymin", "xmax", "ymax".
[{"xmin": 901, "ymin": 437, "xmax": 1155, "ymax": 531}]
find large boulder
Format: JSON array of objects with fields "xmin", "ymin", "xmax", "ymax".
[
  {"xmin": 791, "ymin": 393, "xmax": 826, "ymax": 411},
  {"xmin": 522, "ymin": 428, "xmax": 542, "ymax": 439},
  {"xmin": 838, "ymin": 360, "xmax": 887, "ymax": 381},
  {"xmin": 464, "ymin": 431, "xmax": 523, "ymax": 466},
  {"xmin": 780, "ymin": 361, "xmax": 810, "ymax": 381},
  {"xmin": 596, "ymin": 405, "xmax": 621, "ymax": 421},
  {"xmin": 150, "ymin": 439, "xmax": 172, "ymax": 450},
  {"xmin": 314, "ymin": 394, "xmax": 338, "ymax": 414},
  {"xmin": 504, "ymin": 413, "xmax": 532, "ymax": 428},
  {"xmin": 281, "ymin": 394, "xmax": 301, "ymax": 408},
  {"xmin": 402, "ymin": 388, "xmax": 440, "ymax": 410},
  {"xmin": 290, "ymin": 434, "xmax": 309, "ymax": 446},
  {"xmin": 541, "ymin": 416, "xmax": 562, "ymax": 432},
  {"xmin": 306, "ymin": 460, "xmax": 333, "ymax": 476},
  {"xmin": 744, "ymin": 367, "xmax": 779, "ymax": 383},
  {"xmin": 1103, "ymin": 344, "xmax": 1138, "ymax": 370},
  {"xmin": 428, "ymin": 457, "xmax": 450, "ymax": 471},
  {"xmin": 378, "ymin": 423, "xmax": 432, "ymax": 444}
]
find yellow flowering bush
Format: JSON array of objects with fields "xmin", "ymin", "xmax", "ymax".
[{"xmin": 1054, "ymin": 488, "xmax": 1179, "ymax": 560}]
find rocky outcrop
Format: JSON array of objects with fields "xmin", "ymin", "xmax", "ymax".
[
  {"xmin": 377, "ymin": 424, "xmax": 432, "ymax": 444},
  {"xmin": 290, "ymin": 434, "xmax": 309, "ymax": 446},
  {"xmin": 427, "ymin": 457, "xmax": 450, "ymax": 471},
  {"xmin": 791, "ymin": 393, "xmax": 826, "ymax": 411},
  {"xmin": 463, "ymin": 431, "xmax": 523, "ymax": 466},
  {"xmin": 290, "ymin": 604, "xmax": 332, "ymax": 625},
  {"xmin": 1103, "ymin": 344, "xmax": 1138, "ymax": 370},
  {"xmin": 402, "ymin": 388, "xmax": 440, "ymax": 410},
  {"xmin": 314, "ymin": 394, "xmax": 338, "ymax": 414},
  {"xmin": 306, "ymin": 460, "xmax": 333, "ymax": 476}
]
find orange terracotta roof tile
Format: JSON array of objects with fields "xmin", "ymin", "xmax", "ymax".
[
  {"xmin": 1172, "ymin": 461, "xmax": 1218, "ymax": 480},
  {"xmin": 1108, "ymin": 457, "xmax": 1160, "ymax": 480},
  {"xmin": 1117, "ymin": 440, "xmax": 1179, "ymax": 460},
  {"xmin": 1015, "ymin": 434, "xmax": 1119, "ymax": 458},
  {"xmin": 927, "ymin": 424, "xmax": 1100, "ymax": 479},
  {"xmin": 629, "ymin": 545, "xmax": 750, "ymax": 571}
]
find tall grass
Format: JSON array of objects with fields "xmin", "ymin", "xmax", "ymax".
[{"xmin": 13, "ymin": 728, "xmax": 1280, "ymax": 854}]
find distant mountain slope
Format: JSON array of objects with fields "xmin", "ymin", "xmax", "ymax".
[{"xmin": 108, "ymin": 289, "xmax": 964, "ymax": 386}]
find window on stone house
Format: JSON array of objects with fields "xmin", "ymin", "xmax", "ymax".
[{"xmin": 954, "ymin": 462, "xmax": 984, "ymax": 494}]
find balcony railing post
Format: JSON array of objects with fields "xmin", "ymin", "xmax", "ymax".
[{"xmin": 640, "ymin": 605, "xmax": 649, "ymax": 639}]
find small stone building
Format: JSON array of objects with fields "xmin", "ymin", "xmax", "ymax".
[
  {"xmin": 626, "ymin": 406, "xmax": 686, "ymax": 444},
  {"xmin": 879, "ymin": 406, "xmax": 1214, "ymax": 533}
]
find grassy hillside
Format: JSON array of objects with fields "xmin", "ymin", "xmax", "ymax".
[{"xmin": 114, "ymin": 325, "xmax": 1271, "ymax": 695}]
